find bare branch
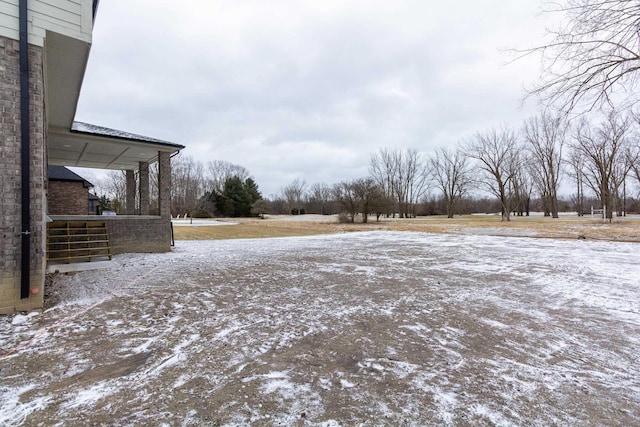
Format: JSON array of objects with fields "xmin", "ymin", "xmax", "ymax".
[{"xmin": 520, "ymin": 0, "xmax": 640, "ymax": 114}]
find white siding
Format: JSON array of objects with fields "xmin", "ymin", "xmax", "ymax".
[
  {"xmin": 0, "ymin": 0, "xmax": 92, "ymax": 46},
  {"xmin": 0, "ymin": 1, "xmax": 19, "ymax": 39}
]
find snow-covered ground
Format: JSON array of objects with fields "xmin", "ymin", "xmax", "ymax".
[{"xmin": 1, "ymin": 231, "xmax": 639, "ymax": 426}]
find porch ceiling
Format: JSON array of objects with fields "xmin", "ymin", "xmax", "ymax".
[{"xmin": 48, "ymin": 123, "xmax": 184, "ymax": 170}]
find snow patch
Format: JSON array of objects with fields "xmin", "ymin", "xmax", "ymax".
[{"xmin": 10, "ymin": 312, "xmax": 39, "ymax": 326}]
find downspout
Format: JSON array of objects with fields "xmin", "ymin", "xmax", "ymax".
[
  {"xmin": 19, "ymin": 0, "xmax": 31, "ymax": 299},
  {"xmin": 92, "ymin": 0, "xmax": 100, "ymax": 22}
]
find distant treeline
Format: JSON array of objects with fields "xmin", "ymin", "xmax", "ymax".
[{"xmin": 94, "ymin": 110, "xmax": 640, "ymax": 221}]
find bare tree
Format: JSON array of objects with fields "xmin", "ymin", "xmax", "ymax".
[
  {"xmin": 398, "ymin": 149, "xmax": 430, "ymax": 218},
  {"xmin": 149, "ymin": 161, "xmax": 159, "ymax": 213},
  {"xmin": 333, "ymin": 181, "xmax": 359, "ymax": 223},
  {"xmin": 207, "ymin": 160, "xmax": 250, "ymax": 194},
  {"xmin": 525, "ymin": 0, "xmax": 640, "ymax": 113},
  {"xmin": 467, "ymin": 127, "xmax": 522, "ymax": 221},
  {"xmin": 351, "ymin": 178, "xmax": 385, "ymax": 223},
  {"xmin": 88, "ymin": 171, "xmax": 109, "ymax": 201},
  {"xmin": 565, "ymin": 147, "xmax": 587, "ymax": 215},
  {"xmin": 251, "ymin": 199, "xmax": 268, "ymax": 219},
  {"xmin": 511, "ymin": 162, "xmax": 534, "ymax": 216},
  {"xmin": 172, "ymin": 154, "xmax": 206, "ymax": 216},
  {"xmin": 612, "ymin": 142, "xmax": 640, "ymax": 215},
  {"xmin": 628, "ymin": 111, "xmax": 640, "ymax": 193},
  {"xmin": 631, "ymin": 154, "xmax": 640, "ymax": 195},
  {"xmin": 306, "ymin": 182, "xmax": 334, "ymax": 215},
  {"xmin": 265, "ymin": 195, "xmax": 288, "ymax": 215},
  {"xmin": 429, "ymin": 146, "xmax": 472, "ymax": 218},
  {"xmin": 94, "ymin": 170, "xmax": 127, "ymax": 213},
  {"xmin": 282, "ymin": 179, "xmax": 306, "ymax": 215},
  {"xmin": 369, "ymin": 148, "xmax": 397, "ymax": 216},
  {"xmin": 572, "ymin": 111, "xmax": 632, "ymax": 220},
  {"xmin": 370, "ymin": 148, "xmax": 429, "ymax": 218},
  {"xmin": 523, "ymin": 113, "xmax": 567, "ymax": 218}
]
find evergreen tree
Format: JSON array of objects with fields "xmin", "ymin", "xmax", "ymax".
[
  {"xmin": 200, "ymin": 175, "xmax": 263, "ymax": 217},
  {"xmin": 244, "ymin": 178, "xmax": 262, "ymax": 204}
]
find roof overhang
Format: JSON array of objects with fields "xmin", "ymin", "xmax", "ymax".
[
  {"xmin": 44, "ymin": 23, "xmax": 184, "ymax": 171},
  {"xmin": 45, "ymin": 32, "xmax": 91, "ymax": 129},
  {"xmin": 48, "ymin": 123, "xmax": 185, "ymax": 170}
]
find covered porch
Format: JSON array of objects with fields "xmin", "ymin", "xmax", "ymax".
[
  {"xmin": 44, "ymin": 32, "xmax": 184, "ymax": 264},
  {"xmin": 47, "ymin": 121, "xmax": 184, "ymax": 265}
]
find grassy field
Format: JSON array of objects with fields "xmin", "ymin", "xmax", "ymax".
[{"xmin": 172, "ymin": 214, "xmax": 640, "ymax": 242}]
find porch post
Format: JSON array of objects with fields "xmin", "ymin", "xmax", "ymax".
[
  {"xmin": 125, "ymin": 170, "xmax": 136, "ymax": 215},
  {"xmin": 158, "ymin": 151, "xmax": 171, "ymax": 219},
  {"xmin": 139, "ymin": 161, "xmax": 150, "ymax": 215}
]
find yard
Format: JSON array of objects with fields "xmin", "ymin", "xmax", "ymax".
[{"xmin": 1, "ymin": 228, "xmax": 639, "ymax": 425}]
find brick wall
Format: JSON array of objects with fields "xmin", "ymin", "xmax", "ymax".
[
  {"xmin": 0, "ymin": 36, "xmax": 46, "ymax": 314},
  {"xmin": 105, "ymin": 216, "xmax": 172, "ymax": 254},
  {"xmin": 48, "ymin": 181, "xmax": 90, "ymax": 215},
  {"xmin": 49, "ymin": 216, "xmax": 173, "ymax": 255}
]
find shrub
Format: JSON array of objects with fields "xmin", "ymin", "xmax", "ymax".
[
  {"xmin": 337, "ymin": 212, "xmax": 351, "ymax": 223},
  {"xmin": 190, "ymin": 208, "xmax": 212, "ymax": 218}
]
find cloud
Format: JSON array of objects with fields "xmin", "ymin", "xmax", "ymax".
[{"xmin": 76, "ymin": 0, "xmax": 547, "ymax": 196}]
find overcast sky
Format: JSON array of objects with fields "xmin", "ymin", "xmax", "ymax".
[{"xmin": 75, "ymin": 0, "xmax": 550, "ymax": 197}]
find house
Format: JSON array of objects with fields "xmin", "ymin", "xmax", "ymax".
[
  {"xmin": 1, "ymin": 1, "xmax": 185, "ymax": 314},
  {"xmin": 89, "ymin": 193, "xmax": 100, "ymax": 215},
  {"xmin": 47, "ymin": 166, "xmax": 96, "ymax": 215}
]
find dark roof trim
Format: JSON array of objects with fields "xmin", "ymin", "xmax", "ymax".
[
  {"xmin": 92, "ymin": 0, "xmax": 99, "ymax": 23},
  {"xmin": 71, "ymin": 121, "xmax": 185, "ymax": 150},
  {"xmin": 48, "ymin": 165, "xmax": 94, "ymax": 188}
]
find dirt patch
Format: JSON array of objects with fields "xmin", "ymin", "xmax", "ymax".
[
  {"xmin": 1, "ymin": 232, "xmax": 639, "ymax": 425},
  {"xmin": 43, "ymin": 274, "xmax": 62, "ymax": 311}
]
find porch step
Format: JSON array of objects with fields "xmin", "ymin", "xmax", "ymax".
[{"xmin": 46, "ymin": 221, "xmax": 113, "ymax": 264}]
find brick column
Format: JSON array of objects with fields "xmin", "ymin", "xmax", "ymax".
[
  {"xmin": 0, "ymin": 37, "xmax": 45, "ymax": 314},
  {"xmin": 157, "ymin": 152, "xmax": 171, "ymax": 219},
  {"xmin": 139, "ymin": 161, "xmax": 150, "ymax": 215},
  {"xmin": 125, "ymin": 169, "xmax": 136, "ymax": 215}
]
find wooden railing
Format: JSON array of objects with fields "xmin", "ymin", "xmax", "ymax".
[{"xmin": 46, "ymin": 221, "xmax": 112, "ymax": 264}]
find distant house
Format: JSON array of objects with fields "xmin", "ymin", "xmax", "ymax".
[
  {"xmin": 47, "ymin": 166, "xmax": 96, "ymax": 215},
  {"xmin": 89, "ymin": 193, "xmax": 100, "ymax": 215},
  {"xmin": 1, "ymin": 1, "xmax": 185, "ymax": 314}
]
